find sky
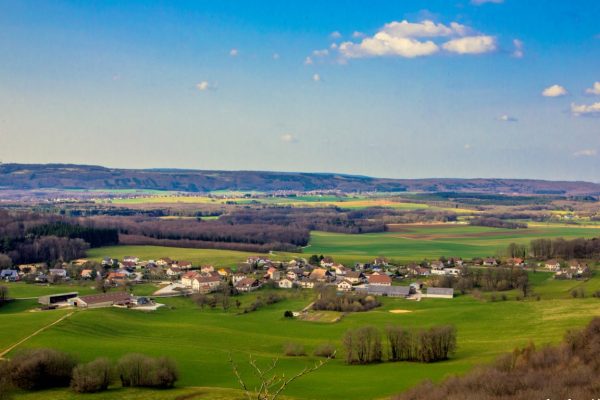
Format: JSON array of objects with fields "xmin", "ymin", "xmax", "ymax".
[{"xmin": 1, "ymin": 0, "xmax": 600, "ymax": 181}]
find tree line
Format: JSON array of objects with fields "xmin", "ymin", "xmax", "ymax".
[
  {"xmin": 0, "ymin": 348, "xmax": 178, "ymax": 398},
  {"xmin": 343, "ymin": 325, "xmax": 456, "ymax": 365},
  {"xmin": 312, "ymin": 286, "xmax": 381, "ymax": 312},
  {"xmin": 432, "ymin": 267, "xmax": 530, "ymax": 296}
]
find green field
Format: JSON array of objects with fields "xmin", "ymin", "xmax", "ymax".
[
  {"xmin": 307, "ymin": 224, "xmax": 600, "ymax": 263},
  {"xmin": 2, "ymin": 275, "xmax": 600, "ymax": 400}
]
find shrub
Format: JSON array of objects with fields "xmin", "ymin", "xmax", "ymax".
[
  {"xmin": 117, "ymin": 354, "xmax": 178, "ymax": 389},
  {"xmin": 283, "ymin": 310, "xmax": 294, "ymax": 318},
  {"xmin": 10, "ymin": 348, "xmax": 77, "ymax": 390},
  {"xmin": 71, "ymin": 357, "xmax": 112, "ymax": 393},
  {"xmin": 0, "ymin": 360, "xmax": 12, "ymax": 400},
  {"xmin": 313, "ymin": 343, "xmax": 336, "ymax": 358},
  {"xmin": 343, "ymin": 326, "xmax": 382, "ymax": 364},
  {"xmin": 283, "ymin": 342, "xmax": 306, "ymax": 357}
]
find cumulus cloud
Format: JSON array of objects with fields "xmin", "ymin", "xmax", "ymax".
[
  {"xmin": 312, "ymin": 49, "xmax": 329, "ymax": 57},
  {"xmin": 471, "ymin": 0, "xmax": 503, "ymax": 4},
  {"xmin": 312, "ymin": 73, "xmax": 321, "ymax": 82},
  {"xmin": 280, "ymin": 133, "xmax": 298, "ymax": 143},
  {"xmin": 442, "ymin": 35, "xmax": 497, "ymax": 54},
  {"xmin": 196, "ymin": 81, "xmax": 215, "ymax": 91},
  {"xmin": 512, "ymin": 39, "xmax": 524, "ymax": 58},
  {"xmin": 229, "ymin": 48, "xmax": 238, "ymax": 56},
  {"xmin": 573, "ymin": 149, "xmax": 597, "ymax": 157},
  {"xmin": 330, "ymin": 31, "xmax": 342, "ymax": 39},
  {"xmin": 336, "ymin": 20, "xmax": 496, "ymax": 59},
  {"xmin": 498, "ymin": 114, "xmax": 518, "ymax": 122},
  {"xmin": 571, "ymin": 102, "xmax": 600, "ymax": 117},
  {"xmin": 542, "ymin": 84, "xmax": 568, "ymax": 97},
  {"xmin": 352, "ymin": 31, "xmax": 365, "ymax": 38},
  {"xmin": 304, "ymin": 56, "xmax": 313, "ymax": 65},
  {"xmin": 585, "ymin": 82, "xmax": 600, "ymax": 95}
]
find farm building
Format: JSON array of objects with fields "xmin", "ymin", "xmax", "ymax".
[
  {"xmin": 426, "ymin": 287, "xmax": 454, "ymax": 299},
  {"xmin": 38, "ymin": 292, "xmax": 78, "ymax": 306},
  {"xmin": 360, "ymin": 285, "xmax": 413, "ymax": 297},
  {"xmin": 68, "ymin": 292, "xmax": 132, "ymax": 308}
]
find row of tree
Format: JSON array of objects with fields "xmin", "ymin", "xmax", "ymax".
[
  {"xmin": 431, "ymin": 267, "xmax": 530, "ymax": 296},
  {"xmin": 343, "ymin": 325, "xmax": 457, "ymax": 365},
  {"xmin": 0, "ymin": 348, "xmax": 178, "ymax": 397},
  {"xmin": 313, "ymin": 287, "xmax": 381, "ymax": 312}
]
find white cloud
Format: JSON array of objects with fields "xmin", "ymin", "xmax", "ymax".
[
  {"xmin": 330, "ymin": 31, "xmax": 342, "ymax": 39},
  {"xmin": 542, "ymin": 84, "xmax": 568, "ymax": 97},
  {"xmin": 585, "ymin": 82, "xmax": 600, "ymax": 95},
  {"xmin": 571, "ymin": 102, "xmax": 600, "ymax": 117},
  {"xmin": 352, "ymin": 31, "xmax": 365, "ymax": 38},
  {"xmin": 312, "ymin": 49, "xmax": 329, "ymax": 57},
  {"xmin": 498, "ymin": 114, "xmax": 518, "ymax": 122},
  {"xmin": 512, "ymin": 39, "xmax": 524, "ymax": 58},
  {"xmin": 471, "ymin": 0, "xmax": 503, "ymax": 4},
  {"xmin": 312, "ymin": 73, "xmax": 321, "ymax": 82},
  {"xmin": 442, "ymin": 35, "xmax": 497, "ymax": 54},
  {"xmin": 464, "ymin": 144, "xmax": 472, "ymax": 150},
  {"xmin": 281, "ymin": 133, "xmax": 298, "ymax": 143},
  {"xmin": 573, "ymin": 149, "xmax": 597, "ymax": 157},
  {"xmin": 304, "ymin": 56, "xmax": 313, "ymax": 65},
  {"xmin": 337, "ymin": 20, "xmax": 496, "ymax": 59},
  {"xmin": 196, "ymin": 81, "xmax": 214, "ymax": 91},
  {"xmin": 229, "ymin": 48, "xmax": 238, "ymax": 57}
]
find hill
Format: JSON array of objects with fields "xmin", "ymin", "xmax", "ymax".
[{"xmin": 1, "ymin": 163, "xmax": 600, "ymax": 195}]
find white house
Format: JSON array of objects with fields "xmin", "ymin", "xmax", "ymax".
[{"xmin": 278, "ymin": 278, "xmax": 294, "ymax": 289}]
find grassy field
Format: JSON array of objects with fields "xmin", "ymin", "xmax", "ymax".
[
  {"xmin": 2, "ymin": 275, "xmax": 600, "ymax": 400},
  {"xmin": 307, "ymin": 224, "xmax": 600, "ymax": 263}
]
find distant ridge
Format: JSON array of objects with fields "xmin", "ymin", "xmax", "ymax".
[{"xmin": 1, "ymin": 163, "xmax": 599, "ymax": 196}]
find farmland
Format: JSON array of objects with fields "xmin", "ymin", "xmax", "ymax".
[{"xmin": 2, "ymin": 273, "xmax": 600, "ymax": 400}]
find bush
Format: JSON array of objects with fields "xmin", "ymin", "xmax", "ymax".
[
  {"xmin": 117, "ymin": 354, "xmax": 178, "ymax": 389},
  {"xmin": 0, "ymin": 360, "xmax": 12, "ymax": 400},
  {"xmin": 314, "ymin": 343, "xmax": 336, "ymax": 358},
  {"xmin": 70, "ymin": 357, "xmax": 112, "ymax": 393},
  {"xmin": 283, "ymin": 310, "xmax": 294, "ymax": 318},
  {"xmin": 10, "ymin": 348, "xmax": 77, "ymax": 390},
  {"xmin": 283, "ymin": 342, "xmax": 306, "ymax": 357}
]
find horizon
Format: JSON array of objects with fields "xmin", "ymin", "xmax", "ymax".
[
  {"xmin": 2, "ymin": 161, "xmax": 599, "ymax": 184},
  {"xmin": 1, "ymin": 1, "xmax": 599, "ymax": 181}
]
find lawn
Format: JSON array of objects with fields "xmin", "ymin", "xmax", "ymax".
[{"xmin": 2, "ymin": 277, "xmax": 600, "ymax": 400}]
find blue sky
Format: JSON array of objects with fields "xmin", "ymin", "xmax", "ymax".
[{"xmin": 1, "ymin": 0, "xmax": 599, "ymax": 181}]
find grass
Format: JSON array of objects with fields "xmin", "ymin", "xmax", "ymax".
[
  {"xmin": 2, "ymin": 275, "xmax": 600, "ymax": 400},
  {"xmin": 306, "ymin": 224, "xmax": 600, "ymax": 263}
]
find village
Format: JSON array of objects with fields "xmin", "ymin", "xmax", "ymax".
[{"xmin": 1, "ymin": 253, "xmax": 593, "ymax": 311}]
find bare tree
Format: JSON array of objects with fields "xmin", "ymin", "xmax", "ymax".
[{"xmin": 228, "ymin": 353, "xmax": 333, "ymax": 400}]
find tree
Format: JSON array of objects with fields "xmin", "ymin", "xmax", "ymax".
[
  {"xmin": 70, "ymin": 358, "xmax": 112, "ymax": 393},
  {"xmin": 0, "ymin": 286, "xmax": 8, "ymax": 305},
  {"xmin": 0, "ymin": 254, "xmax": 11, "ymax": 269},
  {"xmin": 229, "ymin": 353, "xmax": 333, "ymax": 400}
]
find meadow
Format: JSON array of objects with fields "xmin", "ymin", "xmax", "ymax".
[{"xmin": 2, "ymin": 274, "xmax": 600, "ymax": 400}]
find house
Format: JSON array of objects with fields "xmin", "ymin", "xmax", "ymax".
[
  {"xmin": 247, "ymin": 256, "xmax": 270, "ymax": 266},
  {"xmin": 232, "ymin": 273, "xmax": 247, "ymax": 285},
  {"xmin": 430, "ymin": 261, "xmax": 445, "ymax": 271},
  {"xmin": 181, "ymin": 271, "xmax": 201, "ymax": 287},
  {"xmin": 344, "ymin": 271, "xmax": 366, "ymax": 284},
  {"xmin": 483, "ymin": 258, "xmax": 498, "ymax": 267},
  {"xmin": 18, "ymin": 264, "xmax": 43, "ymax": 274},
  {"xmin": 446, "ymin": 267, "xmax": 462, "ymax": 276},
  {"xmin": 545, "ymin": 260, "xmax": 561, "ymax": 271},
  {"xmin": 176, "ymin": 261, "xmax": 193, "ymax": 270},
  {"xmin": 106, "ymin": 272, "xmax": 128, "ymax": 283},
  {"xmin": 80, "ymin": 269, "xmax": 94, "ymax": 279},
  {"xmin": 1, "ymin": 269, "xmax": 19, "ymax": 282},
  {"xmin": 200, "ymin": 265, "xmax": 214, "ymax": 274},
  {"xmin": 507, "ymin": 258, "xmax": 525, "ymax": 267},
  {"xmin": 49, "ymin": 269, "xmax": 68, "ymax": 278},
  {"xmin": 72, "ymin": 259, "xmax": 88, "ymax": 266},
  {"xmin": 266, "ymin": 267, "xmax": 281, "ymax": 281},
  {"xmin": 101, "ymin": 257, "xmax": 116, "ymax": 267},
  {"xmin": 166, "ymin": 266, "xmax": 182, "ymax": 277},
  {"xmin": 192, "ymin": 275, "xmax": 221, "ymax": 293},
  {"xmin": 309, "ymin": 268, "xmax": 334, "ymax": 282},
  {"xmin": 217, "ymin": 268, "xmax": 232, "ymax": 277},
  {"xmin": 298, "ymin": 279, "xmax": 315, "ymax": 289},
  {"xmin": 156, "ymin": 257, "xmax": 173, "ymax": 266},
  {"xmin": 337, "ymin": 280, "xmax": 353, "ymax": 292},
  {"xmin": 332, "ymin": 264, "xmax": 347, "ymax": 276},
  {"xmin": 123, "ymin": 256, "xmax": 139, "ymax": 264},
  {"xmin": 38, "ymin": 292, "xmax": 78, "ymax": 306},
  {"xmin": 373, "ymin": 257, "xmax": 389, "ymax": 267},
  {"xmin": 286, "ymin": 269, "xmax": 301, "ymax": 281},
  {"xmin": 320, "ymin": 257, "xmax": 335, "ymax": 268},
  {"xmin": 68, "ymin": 292, "xmax": 132, "ymax": 309},
  {"xmin": 367, "ymin": 274, "xmax": 392, "ymax": 286},
  {"xmin": 426, "ymin": 287, "xmax": 454, "ymax": 299},
  {"xmin": 278, "ymin": 278, "xmax": 294, "ymax": 289},
  {"xmin": 235, "ymin": 278, "xmax": 261, "ymax": 292}
]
